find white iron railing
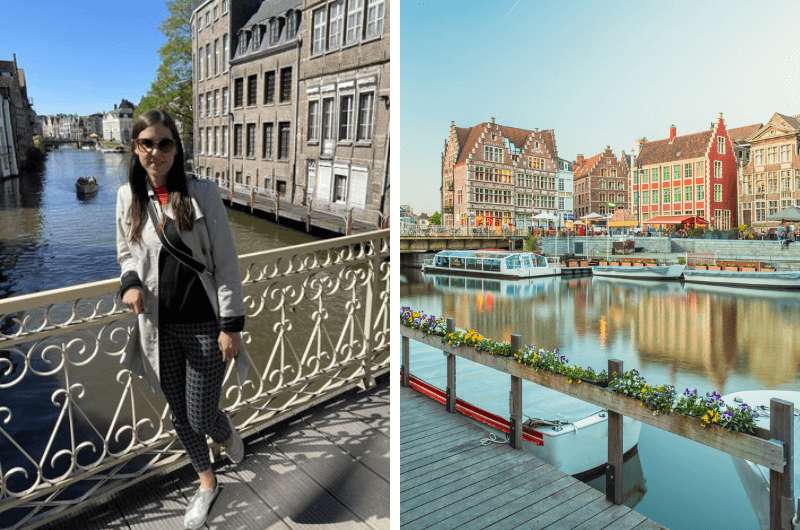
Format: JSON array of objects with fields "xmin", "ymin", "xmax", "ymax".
[{"xmin": 0, "ymin": 229, "xmax": 389, "ymax": 529}]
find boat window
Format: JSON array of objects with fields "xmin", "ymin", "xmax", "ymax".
[
  {"xmin": 450, "ymin": 257, "xmax": 465, "ymax": 268},
  {"xmin": 435, "ymin": 255, "xmax": 449, "ymax": 267},
  {"xmin": 536, "ymin": 255, "xmax": 547, "ymax": 267},
  {"xmin": 483, "ymin": 259, "xmax": 500, "ymax": 272},
  {"xmin": 506, "ymin": 256, "xmax": 521, "ymax": 270},
  {"xmin": 521, "ymin": 256, "xmax": 532, "ymax": 268},
  {"xmin": 466, "ymin": 257, "xmax": 481, "ymax": 270}
]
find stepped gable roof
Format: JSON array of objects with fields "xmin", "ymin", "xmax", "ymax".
[
  {"xmin": 245, "ymin": 0, "xmax": 300, "ymax": 26},
  {"xmin": 637, "ymin": 129, "xmax": 713, "ymax": 166},
  {"xmin": 728, "ymin": 123, "xmax": 762, "ymax": 143},
  {"xmin": 573, "ymin": 153, "xmax": 602, "ymax": 179},
  {"xmin": 454, "ymin": 122, "xmax": 557, "ymax": 166}
]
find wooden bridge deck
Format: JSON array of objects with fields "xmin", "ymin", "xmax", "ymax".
[
  {"xmin": 400, "ymin": 386, "xmax": 664, "ymax": 530},
  {"xmin": 45, "ymin": 381, "xmax": 389, "ymax": 530}
]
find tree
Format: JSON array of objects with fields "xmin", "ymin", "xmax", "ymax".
[
  {"xmin": 136, "ymin": 0, "xmax": 194, "ymax": 147},
  {"xmin": 429, "ymin": 211, "xmax": 442, "ymax": 225}
]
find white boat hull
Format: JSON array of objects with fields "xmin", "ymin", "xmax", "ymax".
[
  {"xmin": 421, "ymin": 264, "xmax": 560, "ymax": 279},
  {"xmin": 592, "ymin": 264, "xmax": 685, "ymax": 280},
  {"xmin": 683, "ymin": 270, "xmax": 800, "ymax": 289}
]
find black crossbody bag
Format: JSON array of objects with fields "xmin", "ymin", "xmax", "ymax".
[{"xmin": 146, "ymin": 198, "xmax": 210, "ymax": 276}]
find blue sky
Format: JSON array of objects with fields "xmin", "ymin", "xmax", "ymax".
[
  {"xmin": 401, "ymin": 0, "xmax": 800, "ymax": 214},
  {"xmin": 0, "ymin": 1, "xmax": 169, "ymax": 116}
]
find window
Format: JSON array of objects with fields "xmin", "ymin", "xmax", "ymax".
[
  {"xmin": 261, "ymin": 71, "xmax": 275, "ymax": 104},
  {"xmin": 198, "ymin": 127, "xmax": 203, "ymax": 154},
  {"xmin": 214, "ymin": 90, "xmax": 219, "ymax": 116},
  {"xmin": 663, "ymin": 189, "xmax": 670, "ymax": 203},
  {"xmin": 696, "ymin": 185, "xmax": 704, "ymax": 200},
  {"xmin": 673, "ymin": 165, "xmax": 680, "ymax": 180},
  {"xmin": 717, "ymin": 136, "xmax": 725, "ymax": 154},
  {"xmin": 328, "ymin": 0, "xmax": 344, "ymax": 50},
  {"xmin": 213, "ymin": 126, "xmax": 219, "ymax": 155},
  {"xmin": 755, "ymin": 201, "xmax": 766, "ymax": 221},
  {"xmin": 222, "ymin": 0, "xmax": 228, "ymax": 13},
  {"xmin": 222, "ymin": 87, "xmax": 229, "ymax": 113},
  {"xmin": 755, "ymin": 149, "xmax": 763, "ymax": 165},
  {"xmin": 768, "ymin": 172, "xmax": 777, "ymax": 192},
  {"xmin": 684, "ymin": 186, "xmax": 692, "ymax": 201},
  {"xmin": 233, "ymin": 124, "xmax": 242, "ymax": 156},
  {"xmin": 651, "ymin": 189, "xmax": 658, "ymax": 204},
  {"xmin": 714, "ymin": 160, "xmax": 722, "ymax": 178},
  {"xmin": 223, "ymin": 34, "xmax": 228, "ymax": 71},
  {"xmin": 280, "ymin": 67, "xmax": 291, "ymax": 102},
  {"xmin": 234, "ymin": 78, "xmax": 243, "ymax": 107},
  {"xmin": 198, "ymin": 48, "xmax": 204, "ymax": 79},
  {"xmin": 365, "ymin": 0, "xmax": 385, "ymax": 39},
  {"xmin": 321, "ymin": 97, "xmax": 335, "ymax": 153},
  {"xmin": 650, "ymin": 167, "xmax": 657, "ymax": 181},
  {"xmin": 338, "ymin": 94, "xmax": 354, "ymax": 140},
  {"xmin": 673, "ymin": 187, "xmax": 680, "ymax": 203},
  {"xmin": 213, "ymin": 5, "xmax": 218, "ymax": 20},
  {"xmin": 222, "ymin": 126, "xmax": 228, "ymax": 156},
  {"xmin": 312, "ymin": 8, "xmax": 326, "ymax": 55},
  {"xmin": 205, "ymin": 44, "xmax": 211, "ymax": 78},
  {"xmin": 262, "ymin": 122, "xmax": 273, "ymax": 159},
  {"xmin": 356, "ymin": 92, "xmax": 374, "ymax": 141},
  {"xmin": 643, "ymin": 191, "xmax": 649, "ymax": 204},
  {"xmin": 205, "ymin": 93, "xmax": 212, "ymax": 117},
  {"xmin": 307, "ymin": 100, "xmax": 320, "ymax": 141},
  {"xmin": 714, "ymin": 184, "xmax": 722, "ymax": 202},
  {"xmin": 781, "ymin": 144, "xmax": 791, "ymax": 163},
  {"xmin": 334, "ymin": 174, "xmax": 347, "ymax": 203},
  {"xmin": 278, "ymin": 122, "xmax": 290, "ymax": 159},
  {"xmin": 205, "ymin": 11, "xmax": 210, "ymax": 27},
  {"xmin": 346, "ymin": 0, "xmax": 363, "ymax": 44},
  {"xmin": 213, "ymin": 38, "xmax": 219, "ymax": 75},
  {"xmin": 270, "ymin": 18, "xmax": 281, "ymax": 44},
  {"xmin": 662, "ymin": 166, "xmax": 669, "ymax": 181},
  {"xmin": 246, "ymin": 123, "xmax": 255, "ymax": 157},
  {"xmin": 198, "ymin": 94, "xmax": 203, "ymax": 117},
  {"xmin": 247, "ymin": 75, "xmax": 257, "ymax": 106},
  {"xmin": 684, "ymin": 163, "xmax": 692, "ymax": 179}
]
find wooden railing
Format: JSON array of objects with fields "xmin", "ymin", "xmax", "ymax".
[{"xmin": 401, "ymin": 321, "xmax": 796, "ymax": 530}]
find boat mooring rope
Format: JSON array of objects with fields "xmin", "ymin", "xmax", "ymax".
[{"xmin": 480, "ymin": 432, "xmax": 509, "ymax": 446}]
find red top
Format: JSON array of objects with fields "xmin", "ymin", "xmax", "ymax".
[{"xmin": 153, "ymin": 185, "xmax": 169, "ymax": 205}]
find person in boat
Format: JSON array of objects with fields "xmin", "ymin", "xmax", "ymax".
[{"xmin": 115, "ymin": 109, "xmax": 246, "ymax": 530}]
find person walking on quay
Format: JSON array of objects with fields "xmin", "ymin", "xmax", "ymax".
[{"xmin": 115, "ymin": 109, "xmax": 247, "ymax": 529}]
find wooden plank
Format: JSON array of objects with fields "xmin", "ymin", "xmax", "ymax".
[
  {"xmin": 402, "ymin": 336, "xmax": 410, "ymax": 387},
  {"xmin": 572, "ymin": 502, "xmax": 632, "ymax": 530},
  {"xmin": 510, "ymin": 486, "xmax": 603, "ymax": 529},
  {"xmin": 403, "ymin": 327, "xmax": 785, "ymax": 471},
  {"xmin": 632, "ymin": 518, "xmax": 668, "ymax": 529},
  {"xmin": 607, "ymin": 510, "xmax": 648, "ymax": 529},
  {"xmin": 446, "ymin": 318, "xmax": 457, "ymax": 413},
  {"xmin": 607, "ymin": 359, "xmax": 624, "ymax": 505},
  {"xmin": 401, "ymin": 421, "xmax": 471, "ymax": 446},
  {"xmin": 770, "ymin": 398, "xmax": 794, "ymax": 530},
  {"xmin": 545, "ymin": 495, "xmax": 619, "ymax": 529},
  {"xmin": 271, "ymin": 418, "xmax": 389, "ymax": 530},
  {"xmin": 230, "ymin": 443, "xmax": 370, "ymax": 529},
  {"xmin": 400, "ymin": 424, "xmax": 479, "ymax": 455},
  {"xmin": 401, "ymin": 458, "xmax": 549, "ymax": 528},
  {"xmin": 509, "ymin": 334, "xmax": 523, "ymax": 449},
  {"xmin": 400, "ymin": 445, "xmax": 507, "ymax": 490},
  {"xmin": 484, "ymin": 480, "xmax": 592, "ymax": 530},
  {"xmin": 400, "ymin": 437, "xmax": 482, "ymax": 474}
]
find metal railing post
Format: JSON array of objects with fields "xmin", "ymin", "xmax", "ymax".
[
  {"xmin": 606, "ymin": 359, "xmax": 624, "ymax": 504},
  {"xmin": 770, "ymin": 398, "xmax": 794, "ymax": 530},
  {"xmin": 445, "ymin": 318, "xmax": 456, "ymax": 413},
  {"xmin": 509, "ymin": 333, "xmax": 523, "ymax": 449},
  {"xmin": 401, "ymin": 335, "xmax": 410, "ymax": 387}
]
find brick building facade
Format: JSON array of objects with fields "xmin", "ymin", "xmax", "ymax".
[
  {"xmin": 572, "ymin": 146, "xmax": 628, "ymax": 218},
  {"xmin": 441, "ymin": 118, "xmax": 559, "ymax": 229},
  {"xmin": 737, "ymin": 112, "xmax": 800, "ymax": 228},
  {"xmin": 0, "ymin": 56, "xmax": 36, "ymax": 173}
]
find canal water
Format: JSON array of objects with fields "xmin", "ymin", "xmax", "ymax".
[
  {"xmin": 0, "ymin": 147, "xmax": 316, "ymax": 298},
  {"xmin": 401, "ymin": 267, "xmax": 800, "ymax": 530}
]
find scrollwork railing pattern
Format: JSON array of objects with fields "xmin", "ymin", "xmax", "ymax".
[{"xmin": 0, "ymin": 229, "xmax": 389, "ymax": 529}]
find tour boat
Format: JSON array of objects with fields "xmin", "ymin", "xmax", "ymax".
[
  {"xmin": 721, "ymin": 390, "xmax": 800, "ymax": 530},
  {"xmin": 591, "ymin": 264, "xmax": 685, "ymax": 280},
  {"xmin": 422, "ymin": 250, "xmax": 560, "ymax": 279},
  {"xmin": 682, "ymin": 269, "xmax": 800, "ymax": 289},
  {"xmin": 75, "ymin": 176, "xmax": 98, "ymax": 195}
]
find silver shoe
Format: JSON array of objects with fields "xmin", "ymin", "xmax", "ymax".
[
  {"xmin": 184, "ymin": 483, "xmax": 219, "ymax": 530},
  {"xmin": 223, "ymin": 414, "xmax": 244, "ymax": 464}
]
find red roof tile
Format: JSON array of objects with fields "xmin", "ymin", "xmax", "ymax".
[
  {"xmin": 727, "ymin": 123, "xmax": 762, "ymax": 143},
  {"xmin": 637, "ymin": 129, "xmax": 713, "ymax": 166},
  {"xmin": 453, "ymin": 122, "xmax": 558, "ymax": 166},
  {"xmin": 573, "ymin": 153, "xmax": 601, "ymax": 179}
]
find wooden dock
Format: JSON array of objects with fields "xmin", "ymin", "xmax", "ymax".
[
  {"xmin": 44, "ymin": 381, "xmax": 389, "ymax": 530},
  {"xmin": 400, "ymin": 386, "xmax": 664, "ymax": 529}
]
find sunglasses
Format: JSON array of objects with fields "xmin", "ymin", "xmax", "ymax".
[{"xmin": 136, "ymin": 137, "xmax": 176, "ymax": 152}]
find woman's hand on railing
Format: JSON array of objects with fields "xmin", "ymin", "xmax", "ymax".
[
  {"xmin": 219, "ymin": 330, "xmax": 241, "ymax": 361},
  {"xmin": 122, "ymin": 288, "xmax": 145, "ymax": 315}
]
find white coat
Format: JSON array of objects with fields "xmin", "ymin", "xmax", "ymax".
[{"xmin": 115, "ymin": 177, "xmax": 249, "ymax": 390}]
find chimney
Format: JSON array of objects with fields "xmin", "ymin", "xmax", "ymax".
[
  {"xmin": 490, "ymin": 116, "xmax": 495, "ymax": 124},
  {"xmin": 576, "ymin": 154, "xmax": 584, "ymax": 165},
  {"xmin": 669, "ymin": 124, "xmax": 676, "ymax": 143}
]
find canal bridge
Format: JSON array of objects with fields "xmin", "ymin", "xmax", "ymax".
[
  {"xmin": 0, "ymin": 230, "xmax": 389, "ymax": 529},
  {"xmin": 42, "ymin": 138, "xmax": 96, "ymax": 149},
  {"xmin": 400, "ymin": 224, "xmax": 528, "ymax": 254}
]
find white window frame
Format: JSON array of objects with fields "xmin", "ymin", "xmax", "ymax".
[
  {"xmin": 356, "ymin": 91, "xmax": 374, "ymax": 142},
  {"xmin": 338, "ymin": 93, "xmax": 354, "ymax": 141},
  {"xmin": 222, "ymin": 0, "xmax": 228, "ymax": 14},
  {"xmin": 345, "ymin": 0, "xmax": 364, "ymax": 44},
  {"xmin": 328, "ymin": 0, "xmax": 344, "ymax": 50},
  {"xmin": 222, "ymin": 34, "xmax": 228, "ymax": 72},
  {"xmin": 213, "ymin": 38, "xmax": 219, "ymax": 75},
  {"xmin": 333, "ymin": 173, "xmax": 348, "ymax": 204},
  {"xmin": 365, "ymin": 0, "xmax": 385, "ymax": 39},
  {"xmin": 312, "ymin": 8, "xmax": 326, "ymax": 55},
  {"xmin": 714, "ymin": 160, "xmax": 722, "ymax": 178},
  {"xmin": 717, "ymin": 136, "xmax": 725, "ymax": 154},
  {"xmin": 307, "ymin": 99, "xmax": 320, "ymax": 142}
]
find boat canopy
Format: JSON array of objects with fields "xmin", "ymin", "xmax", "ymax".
[{"xmin": 433, "ymin": 250, "xmax": 548, "ymax": 270}]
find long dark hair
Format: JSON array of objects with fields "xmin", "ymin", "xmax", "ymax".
[{"xmin": 127, "ymin": 109, "xmax": 194, "ymax": 243}]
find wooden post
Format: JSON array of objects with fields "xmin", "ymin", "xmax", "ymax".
[
  {"xmin": 250, "ymin": 188, "xmax": 256, "ymax": 213},
  {"xmin": 306, "ymin": 199, "xmax": 312, "ymax": 233},
  {"xmin": 770, "ymin": 398, "xmax": 794, "ymax": 530},
  {"xmin": 346, "ymin": 208, "xmax": 354, "ymax": 236},
  {"xmin": 401, "ymin": 336, "xmax": 410, "ymax": 387},
  {"xmin": 509, "ymin": 333, "xmax": 523, "ymax": 449},
  {"xmin": 606, "ymin": 359, "xmax": 624, "ymax": 505},
  {"xmin": 445, "ymin": 318, "xmax": 456, "ymax": 413},
  {"xmin": 275, "ymin": 196, "xmax": 280, "ymax": 223}
]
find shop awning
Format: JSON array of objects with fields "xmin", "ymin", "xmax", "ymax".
[{"xmin": 643, "ymin": 215, "xmax": 707, "ymax": 225}]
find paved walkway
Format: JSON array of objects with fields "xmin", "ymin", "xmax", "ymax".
[
  {"xmin": 400, "ymin": 386, "xmax": 664, "ymax": 529},
  {"xmin": 46, "ymin": 381, "xmax": 389, "ymax": 530}
]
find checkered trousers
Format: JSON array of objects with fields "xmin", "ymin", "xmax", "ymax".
[{"xmin": 158, "ymin": 320, "xmax": 232, "ymax": 473}]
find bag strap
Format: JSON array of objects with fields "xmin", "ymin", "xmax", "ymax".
[{"xmin": 146, "ymin": 198, "xmax": 208, "ymax": 275}]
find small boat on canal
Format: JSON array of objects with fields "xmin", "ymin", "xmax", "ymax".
[
  {"xmin": 75, "ymin": 176, "xmax": 98, "ymax": 196},
  {"xmin": 682, "ymin": 269, "xmax": 800, "ymax": 289},
  {"xmin": 422, "ymin": 250, "xmax": 560, "ymax": 279},
  {"xmin": 591, "ymin": 264, "xmax": 685, "ymax": 281},
  {"xmin": 721, "ymin": 390, "xmax": 800, "ymax": 530}
]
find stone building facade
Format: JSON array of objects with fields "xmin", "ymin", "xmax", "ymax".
[
  {"xmin": 297, "ymin": 0, "xmax": 390, "ymax": 223},
  {"xmin": 572, "ymin": 146, "xmax": 628, "ymax": 219},
  {"xmin": 556, "ymin": 158, "xmax": 574, "ymax": 225},
  {"xmin": 441, "ymin": 118, "xmax": 560, "ymax": 230},
  {"xmin": 0, "ymin": 56, "xmax": 36, "ymax": 173},
  {"xmin": 632, "ymin": 114, "xmax": 740, "ymax": 230},
  {"xmin": 737, "ymin": 112, "xmax": 800, "ymax": 228},
  {"xmin": 103, "ymin": 100, "xmax": 135, "ymax": 144},
  {"xmin": 0, "ymin": 93, "xmax": 18, "ymax": 177}
]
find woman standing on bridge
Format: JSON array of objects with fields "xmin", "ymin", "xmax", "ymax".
[{"xmin": 115, "ymin": 109, "xmax": 247, "ymax": 529}]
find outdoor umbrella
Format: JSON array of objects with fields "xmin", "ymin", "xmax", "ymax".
[
  {"xmin": 580, "ymin": 212, "xmax": 604, "ymax": 221},
  {"xmin": 767, "ymin": 206, "xmax": 800, "ymax": 222}
]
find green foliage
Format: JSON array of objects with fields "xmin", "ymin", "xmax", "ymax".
[
  {"xmin": 136, "ymin": 0, "xmax": 194, "ymax": 145},
  {"xmin": 429, "ymin": 211, "xmax": 441, "ymax": 225},
  {"xmin": 524, "ymin": 235, "xmax": 538, "ymax": 252},
  {"xmin": 677, "ymin": 257, "xmax": 687, "ymax": 265}
]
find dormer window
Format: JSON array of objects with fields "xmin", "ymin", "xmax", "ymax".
[
  {"xmin": 286, "ymin": 10, "xmax": 300, "ymax": 39},
  {"xmin": 270, "ymin": 17, "xmax": 282, "ymax": 44}
]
